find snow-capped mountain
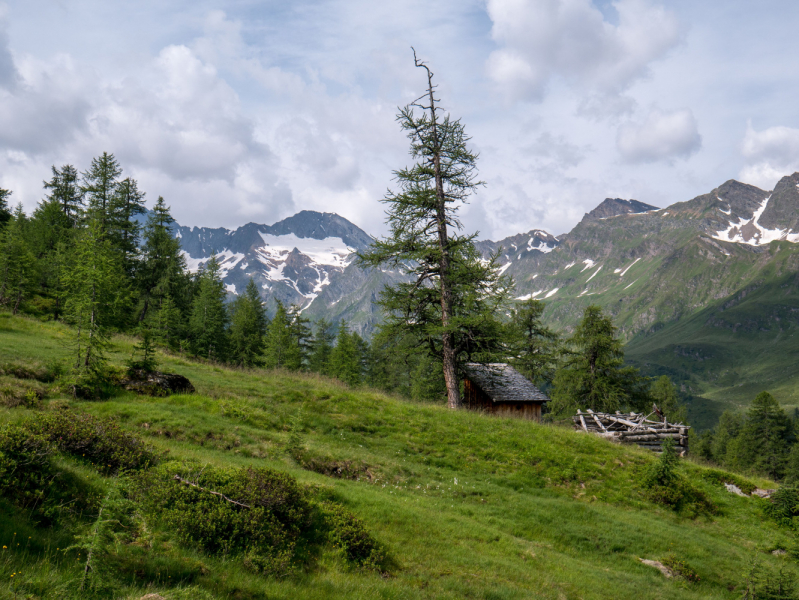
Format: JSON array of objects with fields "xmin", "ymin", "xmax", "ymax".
[{"xmin": 174, "ymin": 211, "xmax": 373, "ymax": 310}]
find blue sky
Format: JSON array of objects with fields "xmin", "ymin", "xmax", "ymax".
[{"xmin": 1, "ymin": 0, "xmax": 799, "ymax": 240}]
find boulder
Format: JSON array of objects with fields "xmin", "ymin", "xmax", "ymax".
[{"xmin": 122, "ymin": 369, "xmax": 195, "ymax": 397}]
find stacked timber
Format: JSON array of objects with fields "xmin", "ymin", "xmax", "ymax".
[{"xmin": 572, "ymin": 408, "xmax": 690, "ymax": 454}]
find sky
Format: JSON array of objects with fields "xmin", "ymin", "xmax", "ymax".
[{"xmin": 1, "ymin": 0, "xmax": 799, "ymax": 240}]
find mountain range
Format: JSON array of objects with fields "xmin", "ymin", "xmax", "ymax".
[{"xmin": 172, "ymin": 173, "xmax": 799, "ymax": 424}]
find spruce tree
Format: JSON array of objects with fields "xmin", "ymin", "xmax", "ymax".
[
  {"xmin": 138, "ymin": 197, "xmax": 189, "ymax": 322},
  {"xmin": 506, "ymin": 298, "xmax": 559, "ymax": 387},
  {"xmin": 735, "ymin": 391, "xmax": 792, "ymax": 479},
  {"xmin": 308, "ymin": 319, "xmax": 335, "ymax": 375},
  {"xmin": 550, "ymin": 305, "xmax": 648, "ymax": 415},
  {"xmin": 0, "ymin": 187, "xmax": 12, "ymax": 228},
  {"xmin": 43, "ymin": 164, "xmax": 82, "ymax": 224},
  {"xmin": 63, "ymin": 216, "xmax": 129, "ymax": 394},
  {"xmin": 329, "ymin": 321, "xmax": 362, "ymax": 386},
  {"xmin": 229, "ymin": 279, "xmax": 267, "ymax": 367},
  {"xmin": 0, "ymin": 205, "xmax": 37, "ymax": 314},
  {"xmin": 264, "ymin": 300, "xmax": 294, "ymax": 369},
  {"xmin": 188, "ymin": 255, "xmax": 229, "ymax": 361},
  {"xmin": 150, "ymin": 293, "xmax": 184, "ymax": 352},
  {"xmin": 111, "ymin": 177, "xmax": 146, "ymax": 276},
  {"xmin": 358, "ymin": 51, "xmax": 510, "ymax": 408}
]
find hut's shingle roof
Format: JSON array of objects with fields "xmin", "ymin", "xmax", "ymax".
[{"xmin": 463, "ymin": 363, "xmax": 549, "ymax": 403}]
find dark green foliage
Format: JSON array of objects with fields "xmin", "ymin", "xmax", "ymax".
[
  {"xmin": 701, "ymin": 392, "xmax": 794, "ymax": 480},
  {"xmin": 661, "ymin": 554, "xmax": 700, "ymax": 582},
  {"xmin": 111, "ymin": 177, "xmax": 146, "ymax": 276},
  {"xmin": 650, "ymin": 375, "xmax": 687, "ymax": 424},
  {"xmin": 741, "ymin": 559, "xmax": 799, "ymax": 600},
  {"xmin": 505, "ymin": 298, "xmax": 559, "ymax": 387},
  {"xmin": 229, "ymin": 278, "xmax": 267, "ymax": 367},
  {"xmin": 0, "ymin": 204, "xmax": 37, "ymax": 314},
  {"xmin": 81, "ymin": 152, "xmax": 122, "ymax": 231},
  {"xmin": 551, "ymin": 305, "xmax": 649, "ymax": 416},
  {"xmin": 43, "ymin": 164, "xmax": 82, "ymax": 223},
  {"xmin": 63, "ymin": 216, "xmax": 130, "ymax": 395},
  {"xmin": 28, "ymin": 411, "xmax": 158, "ymax": 474},
  {"xmin": 0, "ymin": 187, "xmax": 11, "ymax": 227},
  {"xmin": 320, "ymin": 501, "xmax": 386, "ymax": 569},
  {"xmin": 736, "ymin": 392, "xmax": 793, "ymax": 480},
  {"xmin": 329, "ymin": 321, "xmax": 364, "ymax": 386},
  {"xmin": 138, "ymin": 463, "xmax": 316, "ymax": 576},
  {"xmin": 641, "ymin": 439, "xmax": 716, "ymax": 515},
  {"xmin": 308, "ymin": 318, "xmax": 335, "ymax": 375},
  {"xmin": 0, "ymin": 424, "xmax": 55, "ymax": 516},
  {"xmin": 264, "ymin": 300, "xmax": 309, "ymax": 370},
  {"xmin": 188, "ymin": 255, "xmax": 229, "ymax": 360},
  {"xmin": 127, "ymin": 327, "xmax": 158, "ymax": 373},
  {"xmin": 357, "ymin": 56, "xmax": 510, "ymax": 408},
  {"xmin": 764, "ymin": 485, "xmax": 799, "ymax": 529},
  {"xmin": 137, "ymin": 196, "xmax": 190, "ymax": 327}
]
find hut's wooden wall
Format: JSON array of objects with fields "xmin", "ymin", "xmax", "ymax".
[{"xmin": 463, "ymin": 378, "xmax": 543, "ymax": 421}]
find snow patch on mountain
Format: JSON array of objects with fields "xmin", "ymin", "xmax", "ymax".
[
  {"xmin": 257, "ymin": 232, "xmax": 354, "ymax": 267},
  {"xmin": 581, "ymin": 259, "xmax": 596, "ymax": 272},
  {"xmin": 713, "ymin": 195, "xmax": 799, "ymax": 246}
]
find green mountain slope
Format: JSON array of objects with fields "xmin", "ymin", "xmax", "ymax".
[{"xmin": 0, "ymin": 313, "xmax": 794, "ymax": 599}]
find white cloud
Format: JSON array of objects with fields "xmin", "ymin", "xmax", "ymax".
[
  {"xmin": 485, "ymin": 0, "xmax": 682, "ymax": 104},
  {"xmin": 616, "ymin": 107, "xmax": 701, "ymax": 162},
  {"xmin": 738, "ymin": 122, "xmax": 799, "ymax": 190}
]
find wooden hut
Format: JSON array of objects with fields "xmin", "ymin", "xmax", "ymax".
[{"xmin": 462, "ymin": 363, "xmax": 549, "ymax": 421}]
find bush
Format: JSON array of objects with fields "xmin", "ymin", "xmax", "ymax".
[
  {"xmin": 321, "ymin": 501, "xmax": 386, "ymax": 569},
  {"xmin": 764, "ymin": 485, "xmax": 799, "ymax": 529},
  {"xmin": 27, "ymin": 411, "xmax": 158, "ymax": 474},
  {"xmin": 137, "ymin": 463, "xmax": 317, "ymax": 577},
  {"xmin": 661, "ymin": 554, "xmax": 700, "ymax": 582},
  {"xmin": 0, "ymin": 423, "xmax": 101, "ymax": 524},
  {"xmin": 642, "ymin": 439, "xmax": 716, "ymax": 516}
]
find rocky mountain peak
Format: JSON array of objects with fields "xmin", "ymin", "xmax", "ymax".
[{"xmin": 583, "ymin": 198, "xmax": 659, "ymax": 221}]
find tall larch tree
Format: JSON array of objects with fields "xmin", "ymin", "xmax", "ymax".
[
  {"xmin": 229, "ymin": 279, "xmax": 268, "ymax": 367},
  {"xmin": 359, "ymin": 50, "xmax": 510, "ymax": 409}
]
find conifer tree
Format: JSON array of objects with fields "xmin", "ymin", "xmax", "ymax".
[
  {"xmin": 188, "ymin": 255, "xmax": 229, "ymax": 360},
  {"xmin": 506, "ymin": 298, "xmax": 559, "ymax": 387},
  {"xmin": 0, "ymin": 187, "xmax": 12, "ymax": 228},
  {"xmin": 111, "ymin": 177, "xmax": 146, "ymax": 275},
  {"xmin": 651, "ymin": 376, "xmax": 687, "ymax": 424},
  {"xmin": 329, "ymin": 321, "xmax": 362, "ymax": 386},
  {"xmin": 63, "ymin": 216, "xmax": 129, "ymax": 394},
  {"xmin": 81, "ymin": 152, "xmax": 122, "ymax": 231},
  {"xmin": 43, "ymin": 164, "xmax": 82, "ymax": 224},
  {"xmin": 735, "ymin": 391, "xmax": 792, "ymax": 479},
  {"xmin": 0, "ymin": 205, "xmax": 37, "ymax": 314},
  {"xmin": 550, "ymin": 305, "xmax": 648, "ymax": 415},
  {"xmin": 138, "ymin": 197, "xmax": 189, "ymax": 322},
  {"xmin": 288, "ymin": 305, "xmax": 312, "ymax": 369},
  {"xmin": 308, "ymin": 319, "xmax": 335, "ymax": 375},
  {"xmin": 150, "ymin": 293, "xmax": 184, "ymax": 352},
  {"xmin": 358, "ymin": 51, "xmax": 510, "ymax": 408},
  {"xmin": 264, "ymin": 300, "xmax": 293, "ymax": 369},
  {"xmin": 229, "ymin": 279, "xmax": 267, "ymax": 367}
]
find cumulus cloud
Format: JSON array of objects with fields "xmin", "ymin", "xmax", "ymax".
[
  {"xmin": 738, "ymin": 122, "xmax": 799, "ymax": 190},
  {"xmin": 616, "ymin": 107, "xmax": 701, "ymax": 163},
  {"xmin": 486, "ymin": 0, "xmax": 682, "ymax": 104}
]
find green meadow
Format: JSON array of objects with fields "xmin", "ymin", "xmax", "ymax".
[{"xmin": 0, "ymin": 312, "xmax": 794, "ymax": 599}]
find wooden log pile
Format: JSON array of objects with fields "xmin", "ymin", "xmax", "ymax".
[{"xmin": 572, "ymin": 408, "xmax": 690, "ymax": 454}]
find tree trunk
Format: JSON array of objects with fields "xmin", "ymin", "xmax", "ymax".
[{"xmin": 422, "ymin": 62, "xmax": 460, "ymax": 410}]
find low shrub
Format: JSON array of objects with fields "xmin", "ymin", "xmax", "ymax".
[
  {"xmin": 321, "ymin": 501, "xmax": 386, "ymax": 570},
  {"xmin": 0, "ymin": 360, "xmax": 62, "ymax": 382},
  {"xmin": 0, "ymin": 381, "xmax": 45, "ymax": 408},
  {"xmin": 136, "ymin": 462, "xmax": 389, "ymax": 576},
  {"xmin": 291, "ymin": 447, "xmax": 372, "ymax": 481},
  {"xmin": 137, "ymin": 463, "xmax": 317, "ymax": 577},
  {"xmin": 27, "ymin": 411, "xmax": 158, "ymax": 474},
  {"xmin": 642, "ymin": 439, "xmax": 716, "ymax": 516},
  {"xmin": 0, "ymin": 423, "xmax": 101, "ymax": 524},
  {"xmin": 661, "ymin": 554, "xmax": 700, "ymax": 582}
]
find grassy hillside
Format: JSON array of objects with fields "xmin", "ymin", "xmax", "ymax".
[
  {"xmin": 626, "ymin": 266, "xmax": 799, "ymax": 428},
  {"xmin": 0, "ymin": 313, "xmax": 796, "ymax": 599}
]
